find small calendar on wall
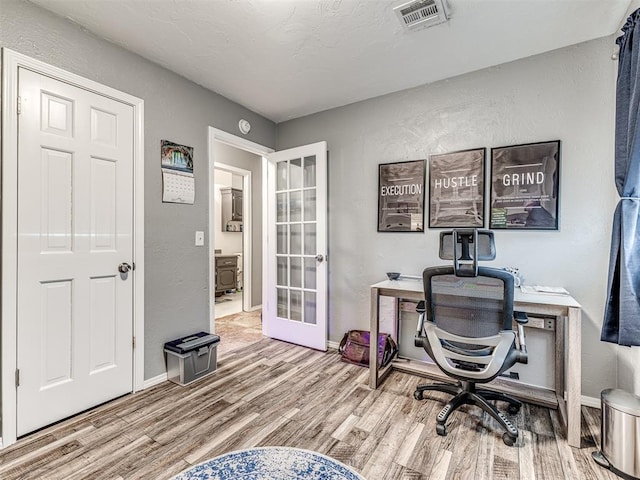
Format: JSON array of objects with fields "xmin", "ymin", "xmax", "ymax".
[
  {"xmin": 162, "ymin": 169, "xmax": 194, "ymax": 204},
  {"xmin": 161, "ymin": 140, "xmax": 194, "ymax": 204}
]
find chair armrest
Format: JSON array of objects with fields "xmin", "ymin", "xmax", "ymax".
[
  {"xmin": 514, "ymin": 312, "xmax": 528, "ymax": 364},
  {"xmin": 514, "ymin": 311, "xmax": 528, "ymax": 325},
  {"xmin": 415, "ymin": 301, "xmax": 427, "ymax": 347},
  {"xmin": 415, "ymin": 313, "xmax": 426, "ymax": 337}
]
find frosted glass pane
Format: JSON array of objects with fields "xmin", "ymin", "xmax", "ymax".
[
  {"xmin": 277, "ymin": 257, "xmax": 288, "ymax": 286},
  {"xmin": 290, "ymin": 191, "xmax": 302, "ymax": 222},
  {"xmin": 304, "ymin": 258, "xmax": 316, "ymax": 290},
  {"xmin": 277, "ymin": 193, "xmax": 287, "ymax": 222},
  {"xmin": 290, "ymin": 290, "xmax": 302, "ymax": 322},
  {"xmin": 290, "ymin": 158, "xmax": 302, "ymax": 189},
  {"xmin": 290, "ymin": 257, "xmax": 302, "ymax": 288},
  {"xmin": 304, "ymin": 189, "xmax": 316, "ymax": 221},
  {"xmin": 304, "ymin": 223, "xmax": 316, "ymax": 256},
  {"xmin": 277, "ymin": 161, "xmax": 288, "ymax": 191},
  {"xmin": 277, "ymin": 288, "xmax": 288, "ymax": 319},
  {"xmin": 277, "ymin": 225, "xmax": 288, "ymax": 254},
  {"xmin": 290, "ymin": 224, "xmax": 302, "ymax": 255},
  {"xmin": 304, "ymin": 291, "xmax": 317, "ymax": 325},
  {"xmin": 304, "ymin": 156, "xmax": 316, "ymax": 188}
]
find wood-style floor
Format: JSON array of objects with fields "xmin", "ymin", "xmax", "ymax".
[{"xmin": 0, "ymin": 312, "xmax": 616, "ymax": 480}]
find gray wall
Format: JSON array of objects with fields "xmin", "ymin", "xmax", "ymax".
[
  {"xmin": 213, "ymin": 142, "xmax": 263, "ymax": 308},
  {"xmin": 0, "ymin": 0, "xmax": 276, "ymax": 379},
  {"xmin": 277, "ymin": 37, "xmax": 620, "ymax": 399}
]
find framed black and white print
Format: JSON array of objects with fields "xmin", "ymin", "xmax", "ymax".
[
  {"xmin": 378, "ymin": 160, "xmax": 425, "ymax": 232},
  {"xmin": 428, "ymin": 148, "xmax": 485, "ymax": 228},
  {"xmin": 489, "ymin": 140, "xmax": 560, "ymax": 230}
]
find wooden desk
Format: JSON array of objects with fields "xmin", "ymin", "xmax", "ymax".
[{"xmin": 369, "ymin": 278, "xmax": 582, "ymax": 448}]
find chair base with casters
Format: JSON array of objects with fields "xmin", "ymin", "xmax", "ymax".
[{"xmin": 413, "ymin": 379, "xmax": 521, "ymax": 446}]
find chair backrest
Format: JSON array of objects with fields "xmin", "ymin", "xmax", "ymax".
[
  {"xmin": 422, "ymin": 266, "xmax": 518, "ymax": 381},
  {"xmin": 439, "ymin": 229, "xmax": 496, "ymax": 277},
  {"xmin": 418, "ymin": 229, "xmax": 521, "ymax": 381},
  {"xmin": 424, "ymin": 266, "xmax": 515, "ymax": 337}
]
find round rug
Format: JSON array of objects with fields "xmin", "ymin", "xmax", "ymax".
[{"xmin": 172, "ymin": 446, "xmax": 365, "ymax": 480}]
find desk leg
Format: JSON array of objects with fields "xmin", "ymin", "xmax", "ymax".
[
  {"xmin": 555, "ymin": 314, "xmax": 565, "ymax": 412},
  {"xmin": 369, "ymin": 287, "xmax": 380, "ymax": 389},
  {"xmin": 566, "ymin": 307, "xmax": 582, "ymax": 447}
]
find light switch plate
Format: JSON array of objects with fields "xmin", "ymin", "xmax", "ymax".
[{"xmin": 195, "ymin": 231, "xmax": 205, "ymax": 246}]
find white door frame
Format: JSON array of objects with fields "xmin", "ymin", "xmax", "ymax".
[
  {"xmin": 207, "ymin": 127, "xmax": 273, "ymax": 333},
  {"xmin": 1, "ymin": 48, "xmax": 145, "ymax": 447},
  {"xmin": 213, "ymin": 163, "xmax": 252, "ymax": 313}
]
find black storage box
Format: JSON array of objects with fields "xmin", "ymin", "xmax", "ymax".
[{"xmin": 164, "ymin": 332, "xmax": 220, "ymax": 385}]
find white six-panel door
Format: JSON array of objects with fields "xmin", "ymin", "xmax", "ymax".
[
  {"xmin": 265, "ymin": 142, "xmax": 327, "ymax": 351},
  {"xmin": 16, "ymin": 68, "xmax": 134, "ymax": 435}
]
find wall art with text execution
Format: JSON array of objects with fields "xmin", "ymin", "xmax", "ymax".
[{"xmin": 378, "ymin": 160, "xmax": 425, "ymax": 232}]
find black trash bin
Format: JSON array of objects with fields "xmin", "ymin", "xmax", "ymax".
[{"xmin": 164, "ymin": 332, "xmax": 220, "ymax": 385}]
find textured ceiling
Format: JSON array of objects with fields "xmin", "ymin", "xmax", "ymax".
[{"xmin": 30, "ymin": 0, "xmax": 632, "ymax": 123}]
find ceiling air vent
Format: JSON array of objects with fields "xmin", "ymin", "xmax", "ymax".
[{"xmin": 394, "ymin": 0, "xmax": 449, "ymax": 32}]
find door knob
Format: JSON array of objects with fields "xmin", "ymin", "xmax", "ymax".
[
  {"xmin": 315, "ymin": 254, "xmax": 324, "ymax": 262},
  {"xmin": 118, "ymin": 262, "xmax": 132, "ymax": 274}
]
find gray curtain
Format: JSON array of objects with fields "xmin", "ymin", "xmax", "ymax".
[{"xmin": 602, "ymin": 9, "xmax": 640, "ymax": 346}]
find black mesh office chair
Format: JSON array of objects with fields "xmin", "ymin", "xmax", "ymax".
[{"xmin": 413, "ymin": 229, "xmax": 528, "ymax": 446}]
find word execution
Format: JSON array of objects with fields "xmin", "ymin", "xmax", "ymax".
[{"xmin": 380, "ymin": 184, "xmax": 423, "ymax": 196}]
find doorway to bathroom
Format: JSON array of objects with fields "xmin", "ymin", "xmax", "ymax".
[
  {"xmin": 210, "ymin": 135, "xmax": 267, "ymax": 354},
  {"xmin": 213, "ymin": 165, "xmax": 246, "ymax": 318}
]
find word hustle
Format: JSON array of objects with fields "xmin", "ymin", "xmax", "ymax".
[
  {"xmin": 433, "ymin": 175, "xmax": 478, "ymax": 189},
  {"xmin": 380, "ymin": 184, "xmax": 423, "ymax": 196}
]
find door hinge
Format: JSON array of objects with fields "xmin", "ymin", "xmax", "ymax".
[
  {"xmin": 132, "ymin": 336, "xmax": 136, "ymax": 349},
  {"xmin": 17, "ymin": 96, "xmax": 21, "ymax": 115},
  {"xmin": 15, "ymin": 368, "xmax": 20, "ymax": 387}
]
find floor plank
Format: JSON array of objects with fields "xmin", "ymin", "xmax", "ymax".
[{"xmin": 0, "ymin": 313, "xmax": 613, "ymax": 479}]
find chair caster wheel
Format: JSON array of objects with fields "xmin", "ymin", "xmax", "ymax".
[
  {"xmin": 507, "ymin": 404, "xmax": 520, "ymax": 415},
  {"xmin": 502, "ymin": 432, "xmax": 516, "ymax": 446},
  {"xmin": 436, "ymin": 423, "xmax": 447, "ymax": 436},
  {"xmin": 414, "ymin": 390, "xmax": 423, "ymax": 400}
]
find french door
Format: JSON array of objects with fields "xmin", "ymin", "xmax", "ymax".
[{"xmin": 265, "ymin": 142, "xmax": 328, "ymax": 350}]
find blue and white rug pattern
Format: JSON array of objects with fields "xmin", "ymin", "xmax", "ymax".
[{"xmin": 173, "ymin": 446, "xmax": 365, "ymax": 480}]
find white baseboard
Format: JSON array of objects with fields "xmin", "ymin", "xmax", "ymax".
[
  {"xmin": 328, "ymin": 340, "xmax": 340, "ymax": 350},
  {"xmin": 143, "ymin": 372, "xmax": 168, "ymax": 389},
  {"xmin": 247, "ymin": 304, "xmax": 262, "ymax": 312},
  {"xmin": 581, "ymin": 394, "xmax": 601, "ymax": 409}
]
